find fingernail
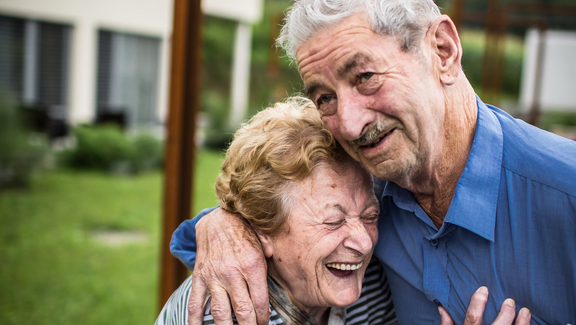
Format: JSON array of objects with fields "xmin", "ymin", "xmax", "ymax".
[
  {"xmin": 504, "ymin": 298, "xmax": 515, "ymax": 308},
  {"xmin": 477, "ymin": 286, "xmax": 488, "ymax": 294},
  {"xmin": 520, "ymin": 308, "xmax": 531, "ymax": 317}
]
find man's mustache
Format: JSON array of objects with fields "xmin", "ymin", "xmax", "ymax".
[{"xmin": 351, "ymin": 121, "xmax": 387, "ymax": 147}]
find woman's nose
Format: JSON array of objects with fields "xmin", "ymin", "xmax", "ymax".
[{"xmin": 343, "ymin": 221, "xmax": 375, "ymax": 255}]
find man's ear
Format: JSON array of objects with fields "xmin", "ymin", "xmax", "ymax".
[
  {"xmin": 427, "ymin": 15, "xmax": 462, "ymax": 85},
  {"xmin": 250, "ymin": 222, "xmax": 274, "ymax": 258}
]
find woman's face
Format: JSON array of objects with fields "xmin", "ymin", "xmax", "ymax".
[{"xmin": 259, "ymin": 162, "xmax": 379, "ymax": 317}]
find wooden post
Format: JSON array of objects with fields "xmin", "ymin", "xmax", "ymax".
[
  {"xmin": 450, "ymin": 0, "xmax": 465, "ymax": 31},
  {"xmin": 158, "ymin": 0, "xmax": 203, "ymax": 310}
]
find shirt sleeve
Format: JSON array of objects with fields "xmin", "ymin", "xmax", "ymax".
[{"xmin": 170, "ymin": 207, "xmax": 218, "ymax": 270}]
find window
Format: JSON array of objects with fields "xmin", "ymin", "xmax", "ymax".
[
  {"xmin": 96, "ymin": 30, "xmax": 161, "ymax": 130},
  {"xmin": 0, "ymin": 14, "xmax": 70, "ymax": 115}
]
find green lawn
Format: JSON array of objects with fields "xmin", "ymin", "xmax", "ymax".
[{"xmin": 0, "ymin": 149, "xmax": 224, "ymax": 325}]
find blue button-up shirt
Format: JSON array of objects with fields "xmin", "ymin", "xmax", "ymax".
[
  {"xmin": 171, "ymin": 98, "xmax": 576, "ymax": 324},
  {"xmin": 375, "ymin": 98, "xmax": 576, "ymax": 324}
]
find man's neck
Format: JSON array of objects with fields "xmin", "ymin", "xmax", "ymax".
[{"xmin": 412, "ymin": 84, "xmax": 477, "ymax": 229}]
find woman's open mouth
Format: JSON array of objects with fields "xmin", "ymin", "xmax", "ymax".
[{"xmin": 326, "ymin": 261, "xmax": 363, "ymax": 277}]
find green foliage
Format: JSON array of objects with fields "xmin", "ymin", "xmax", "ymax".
[
  {"xmin": 132, "ymin": 133, "xmax": 164, "ymax": 173},
  {"xmin": 61, "ymin": 124, "xmax": 163, "ymax": 174},
  {"xmin": 539, "ymin": 111, "xmax": 576, "ymax": 131},
  {"xmin": 0, "ymin": 150, "xmax": 223, "ymax": 325},
  {"xmin": 460, "ymin": 29, "xmax": 524, "ymax": 98},
  {"xmin": 200, "ymin": 0, "xmax": 302, "ymax": 149},
  {"xmin": 0, "ymin": 94, "xmax": 46, "ymax": 189}
]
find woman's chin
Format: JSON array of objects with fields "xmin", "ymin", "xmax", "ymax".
[{"xmin": 327, "ymin": 288, "xmax": 362, "ymax": 307}]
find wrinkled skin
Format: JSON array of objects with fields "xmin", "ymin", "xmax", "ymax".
[
  {"xmin": 256, "ymin": 163, "xmax": 378, "ymax": 323},
  {"xmin": 184, "ymin": 13, "xmax": 530, "ymax": 325}
]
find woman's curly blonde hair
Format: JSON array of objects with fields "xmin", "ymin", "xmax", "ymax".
[{"xmin": 215, "ymin": 97, "xmax": 352, "ymax": 236}]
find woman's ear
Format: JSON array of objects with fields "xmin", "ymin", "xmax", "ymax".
[
  {"xmin": 250, "ymin": 222, "xmax": 274, "ymax": 258},
  {"xmin": 426, "ymin": 15, "xmax": 462, "ymax": 85}
]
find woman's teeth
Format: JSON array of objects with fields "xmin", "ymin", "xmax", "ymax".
[{"xmin": 326, "ymin": 262, "xmax": 363, "ymax": 271}]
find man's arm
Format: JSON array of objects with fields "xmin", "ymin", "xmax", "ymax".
[
  {"xmin": 171, "ymin": 207, "xmax": 217, "ymax": 270},
  {"xmin": 171, "ymin": 207, "xmax": 270, "ymax": 325}
]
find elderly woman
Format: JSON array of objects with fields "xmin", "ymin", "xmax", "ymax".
[{"xmin": 156, "ymin": 98, "xmax": 396, "ymax": 325}]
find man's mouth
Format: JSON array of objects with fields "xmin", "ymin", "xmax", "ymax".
[
  {"xmin": 352, "ymin": 121, "xmax": 394, "ymax": 150},
  {"xmin": 359, "ymin": 129, "xmax": 393, "ymax": 149},
  {"xmin": 325, "ymin": 261, "xmax": 363, "ymax": 277}
]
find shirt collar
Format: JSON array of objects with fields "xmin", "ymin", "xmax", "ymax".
[{"xmin": 382, "ymin": 96, "xmax": 503, "ymax": 241}]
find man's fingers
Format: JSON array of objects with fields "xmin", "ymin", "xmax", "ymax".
[
  {"xmin": 439, "ymin": 306, "xmax": 455, "ymax": 325},
  {"xmin": 221, "ymin": 270, "xmax": 257, "ymax": 325},
  {"xmin": 244, "ymin": 259, "xmax": 270, "ymax": 325},
  {"xmin": 188, "ymin": 276, "xmax": 210, "ymax": 325},
  {"xmin": 515, "ymin": 308, "xmax": 531, "ymax": 325},
  {"xmin": 464, "ymin": 286, "xmax": 489, "ymax": 325},
  {"xmin": 209, "ymin": 286, "xmax": 235, "ymax": 325}
]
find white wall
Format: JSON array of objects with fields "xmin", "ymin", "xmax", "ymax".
[
  {"xmin": 0, "ymin": 0, "xmax": 173, "ymax": 125},
  {"xmin": 520, "ymin": 29, "xmax": 576, "ymax": 112},
  {"xmin": 203, "ymin": 0, "xmax": 263, "ymax": 24}
]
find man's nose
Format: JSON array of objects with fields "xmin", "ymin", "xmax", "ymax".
[
  {"xmin": 336, "ymin": 91, "xmax": 374, "ymax": 142},
  {"xmin": 343, "ymin": 221, "xmax": 375, "ymax": 255}
]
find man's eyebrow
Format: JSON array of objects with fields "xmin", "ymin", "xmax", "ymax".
[
  {"xmin": 337, "ymin": 53, "xmax": 374, "ymax": 78},
  {"xmin": 304, "ymin": 82, "xmax": 321, "ymax": 98}
]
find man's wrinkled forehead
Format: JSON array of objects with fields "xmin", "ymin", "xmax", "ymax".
[{"xmin": 302, "ymin": 52, "xmax": 375, "ymax": 98}]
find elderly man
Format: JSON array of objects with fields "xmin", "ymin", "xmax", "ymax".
[{"xmin": 171, "ymin": 0, "xmax": 576, "ymax": 324}]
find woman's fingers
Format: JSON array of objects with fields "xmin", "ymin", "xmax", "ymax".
[
  {"xmin": 439, "ymin": 287, "xmax": 531, "ymax": 325},
  {"xmin": 439, "ymin": 306, "xmax": 455, "ymax": 325}
]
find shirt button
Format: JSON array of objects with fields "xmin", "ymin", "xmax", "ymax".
[
  {"xmin": 430, "ymin": 239, "xmax": 439, "ymax": 247},
  {"xmin": 433, "ymin": 299, "xmax": 442, "ymax": 306}
]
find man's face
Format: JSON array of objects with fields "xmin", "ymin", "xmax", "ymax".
[{"xmin": 296, "ymin": 14, "xmax": 446, "ymax": 184}]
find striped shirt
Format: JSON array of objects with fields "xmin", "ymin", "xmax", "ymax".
[{"xmin": 155, "ymin": 257, "xmax": 397, "ymax": 325}]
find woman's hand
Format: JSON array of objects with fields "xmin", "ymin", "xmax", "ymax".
[
  {"xmin": 187, "ymin": 208, "xmax": 270, "ymax": 325},
  {"xmin": 439, "ymin": 287, "xmax": 531, "ymax": 325}
]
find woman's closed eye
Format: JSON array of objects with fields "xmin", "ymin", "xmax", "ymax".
[
  {"xmin": 323, "ymin": 219, "xmax": 345, "ymax": 228},
  {"xmin": 361, "ymin": 213, "xmax": 379, "ymax": 224}
]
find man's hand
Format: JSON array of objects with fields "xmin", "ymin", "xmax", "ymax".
[
  {"xmin": 188, "ymin": 208, "xmax": 269, "ymax": 325},
  {"xmin": 439, "ymin": 287, "xmax": 531, "ymax": 325}
]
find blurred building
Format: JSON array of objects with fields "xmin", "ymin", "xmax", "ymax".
[
  {"xmin": 520, "ymin": 29, "xmax": 576, "ymax": 112},
  {"xmin": 0, "ymin": 0, "xmax": 173, "ymax": 135},
  {"xmin": 0, "ymin": 0, "xmax": 262, "ymax": 137}
]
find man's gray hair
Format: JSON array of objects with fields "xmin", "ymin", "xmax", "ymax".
[{"xmin": 277, "ymin": 0, "xmax": 442, "ymax": 60}]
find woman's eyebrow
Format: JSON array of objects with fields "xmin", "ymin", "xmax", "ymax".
[{"xmin": 324, "ymin": 203, "xmax": 347, "ymax": 214}]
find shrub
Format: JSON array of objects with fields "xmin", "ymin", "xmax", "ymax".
[
  {"xmin": 0, "ymin": 94, "xmax": 46, "ymax": 189},
  {"xmin": 61, "ymin": 125, "xmax": 163, "ymax": 174},
  {"xmin": 131, "ymin": 132, "xmax": 164, "ymax": 172}
]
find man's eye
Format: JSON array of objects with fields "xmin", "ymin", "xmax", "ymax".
[
  {"xmin": 318, "ymin": 95, "xmax": 333, "ymax": 105},
  {"xmin": 360, "ymin": 72, "xmax": 374, "ymax": 82}
]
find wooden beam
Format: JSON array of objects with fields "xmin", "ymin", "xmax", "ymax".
[{"xmin": 159, "ymin": 0, "xmax": 203, "ymax": 310}]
